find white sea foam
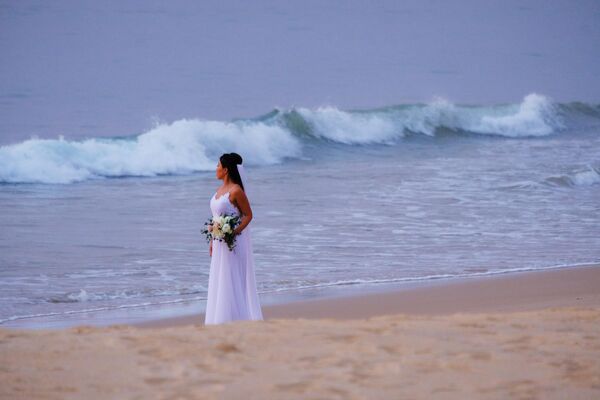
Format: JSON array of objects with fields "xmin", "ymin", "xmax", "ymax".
[
  {"xmin": 474, "ymin": 93, "xmax": 563, "ymax": 137},
  {"xmin": 569, "ymin": 167, "xmax": 600, "ymax": 186},
  {"xmin": 0, "ymin": 93, "xmax": 588, "ymax": 184},
  {"xmin": 293, "ymin": 93, "xmax": 564, "ymax": 141},
  {"xmin": 296, "ymin": 106, "xmax": 401, "ymax": 144},
  {"xmin": 0, "ymin": 119, "xmax": 302, "ymax": 184},
  {"xmin": 544, "ymin": 166, "xmax": 600, "ymax": 187}
]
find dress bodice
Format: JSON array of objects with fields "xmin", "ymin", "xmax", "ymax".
[{"xmin": 210, "ymin": 191, "xmax": 241, "ymax": 218}]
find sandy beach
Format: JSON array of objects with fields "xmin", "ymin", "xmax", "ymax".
[
  {"xmin": 1, "ymin": 264, "xmax": 599, "ymax": 399},
  {"xmin": 2, "ymin": 2, "xmax": 599, "ymax": 399}
]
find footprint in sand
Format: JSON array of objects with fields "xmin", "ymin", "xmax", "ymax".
[
  {"xmin": 215, "ymin": 342, "xmax": 241, "ymax": 353},
  {"xmin": 144, "ymin": 377, "xmax": 171, "ymax": 385}
]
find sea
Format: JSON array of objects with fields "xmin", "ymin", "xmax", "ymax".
[{"xmin": 1, "ymin": 93, "xmax": 599, "ymax": 328}]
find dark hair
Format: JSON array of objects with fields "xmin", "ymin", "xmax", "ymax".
[{"xmin": 219, "ymin": 152, "xmax": 244, "ymax": 191}]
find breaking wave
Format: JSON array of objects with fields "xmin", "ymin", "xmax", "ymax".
[
  {"xmin": 544, "ymin": 165, "xmax": 600, "ymax": 187},
  {"xmin": 1, "ymin": 93, "xmax": 598, "ymax": 184}
]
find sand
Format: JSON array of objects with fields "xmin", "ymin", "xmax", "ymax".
[
  {"xmin": 1, "ymin": 264, "xmax": 599, "ymax": 399},
  {"xmin": 136, "ymin": 263, "xmax": 600, "ymax": 327}
]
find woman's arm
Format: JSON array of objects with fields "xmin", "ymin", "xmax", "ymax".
[{"xmin": 230, "ymin": 187, "xmax": 253, "ymax": 235}]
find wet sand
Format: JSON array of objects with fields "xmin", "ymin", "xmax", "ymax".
[{"xmin": 136, "ymin": 263, "xmax": 600, "ymax": 328}]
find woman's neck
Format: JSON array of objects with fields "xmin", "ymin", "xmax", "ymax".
[{"xmin": 222, "ymin": 176, "xmax": 234, "ymax": 187}]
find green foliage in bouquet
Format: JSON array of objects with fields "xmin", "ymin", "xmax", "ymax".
[{"xmin": 202, "ymin": 213, "xmax": 242, "ymax": 251}]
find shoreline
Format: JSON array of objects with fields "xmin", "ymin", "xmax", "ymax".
[
  {"xmin": 2, "ymin": 263, "xmax": 599, "ymax": 399},
  {"xmin": 1, "ymin": 263, "xmax": 598, "ymax": 331},
  {"xmin": 134, "ymin": 263, "xmax": 600, "ymax": 328}
]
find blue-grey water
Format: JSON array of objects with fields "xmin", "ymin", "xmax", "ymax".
[
  {"xmin": 1, "ymin": 95, "xmax": 599, "ymax": 328},
  {"xmin": 1, "ymin": 1, "xmax": 599, "ymax": 145},
  {"xmin": 1, "ymin": 1, "xmax": 600, "ymax": 328}
]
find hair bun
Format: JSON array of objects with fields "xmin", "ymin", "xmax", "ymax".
[{"xmin": 230, "ymin": 152, "xmax": 243, "ymax": 165}]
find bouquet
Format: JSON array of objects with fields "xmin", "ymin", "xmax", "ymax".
[{"xmin": 201, "ymin": 213, "xmax": 242, "ymax": 251}]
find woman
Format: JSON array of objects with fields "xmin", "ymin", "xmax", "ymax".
[{"xmin": 204, "ymin": 152, "xmax": 263, "ymax": 324}]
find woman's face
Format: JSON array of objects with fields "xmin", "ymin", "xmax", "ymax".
[{"xmin": 216, "ymin": 160, "xmax": 227, "ymax": 180}]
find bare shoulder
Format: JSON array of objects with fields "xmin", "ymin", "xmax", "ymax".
[
  {"xmin": 229, "ymin": 184, "xmax": 247, "ymax": 201},
  {"xmin": 229, "ymin": 184, "xmax": 251, "ymax": 214}
]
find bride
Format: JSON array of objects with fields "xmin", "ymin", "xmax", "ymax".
[{"xmin": 204, "ymin": 152, "xmax": 263, "ymax": 324}]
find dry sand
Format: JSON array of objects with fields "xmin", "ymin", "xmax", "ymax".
[{"xmin": 1, "ymin": 264, "xmax": 599, "ymax": 399}]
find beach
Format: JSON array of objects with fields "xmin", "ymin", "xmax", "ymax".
[
  {"xmin": 1, "ymin": 1, "xmax": 599, "ymax": 399},
  {"xmin": 2, "ymin": 264, "xmax": 599, "ymax": 399}
]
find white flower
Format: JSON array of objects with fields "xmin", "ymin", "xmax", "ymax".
[{"xmin": 222, "ymin": 223, "xmax": 232, "ymax": 234}]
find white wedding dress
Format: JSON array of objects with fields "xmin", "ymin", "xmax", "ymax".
[{"xmin": 204, "ymin": 190, "xmax": 263, "ymax": 324}]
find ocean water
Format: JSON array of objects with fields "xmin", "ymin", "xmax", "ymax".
[{"xmin": 1, "ymin": 93, "xmax": 599, "ymax": 328}]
